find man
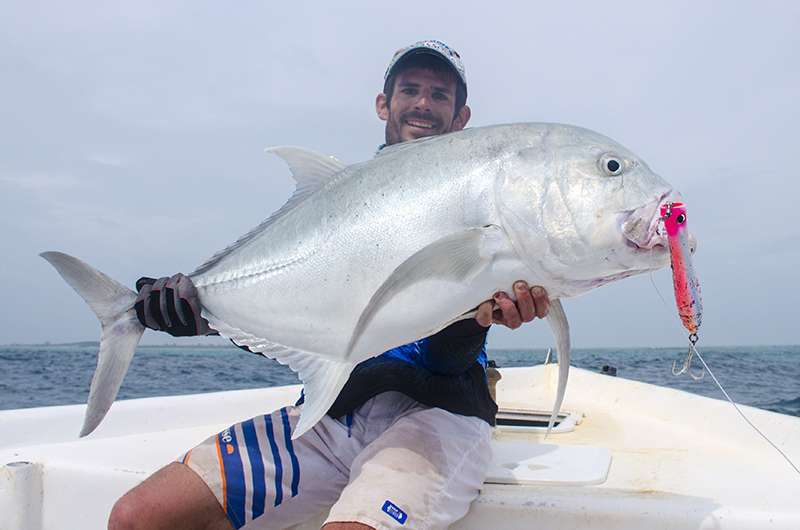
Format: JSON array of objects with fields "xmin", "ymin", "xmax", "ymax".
[{"xmin": 109, "ymin": 40, "xmax": 549, "ymax": 530}]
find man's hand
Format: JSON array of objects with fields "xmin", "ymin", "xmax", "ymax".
[
  {"xmin": 134, "ymin": 273, "xmax": 212, "ymax": 337},
  {"xmin": 475, "ymin": 282, "xmax": 549, "ymax": 329}
]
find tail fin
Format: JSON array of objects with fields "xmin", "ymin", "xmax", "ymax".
[{"xmin": 40, "ymin": 252, "xmax": 144, "ymax": 437}]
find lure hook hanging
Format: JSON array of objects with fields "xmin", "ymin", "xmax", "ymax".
[{"xmin": 672, "ymin": 334, "xmax": 704, "ymax": 380}]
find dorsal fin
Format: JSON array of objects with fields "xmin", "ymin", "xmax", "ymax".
[
  {"xmin": 265, "ymin": 146, "xmax": 345, "ymax": 189},
  {"xmin": 191, "ymin": 148, "xmax": 346, "ymax": 276}
]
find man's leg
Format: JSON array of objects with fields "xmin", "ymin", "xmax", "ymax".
[
  {"xmin": 322, "ymin": 523, "xmax": 375, "ymax": 530},
  {"xmin": 324, "ymin": 401, "xmax": 493, "ymax": 530},
  {"xmin": 109, "ymin": 405, "xmax": 355, "ymax": 530},
  {"xmin": 109, "ymin": 462, "xmax": 231, "ymax": 530}
]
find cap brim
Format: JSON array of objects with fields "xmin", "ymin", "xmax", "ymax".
[{"xmin": 387, "ymin": 48, "xmax": 467, "ymax": 87}]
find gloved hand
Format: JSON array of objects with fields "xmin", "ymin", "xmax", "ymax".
[{"xmin": 134, "ymin": 273, "xmax": 212, "ymax": 336}]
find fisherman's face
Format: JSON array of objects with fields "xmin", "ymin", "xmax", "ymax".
[{"xmin": 376, "ymin": 67, "xmax": 471, "ymax": 145}]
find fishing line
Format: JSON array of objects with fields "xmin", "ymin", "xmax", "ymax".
[
  {"xmin": 689, "ymin": 340, "xmax": 800, "ymax": 476},
  {"xmin": 648, "ymin": 274, "xmax": 800, "ymax": 476},
  {"xmin": 648, "ymin": 272, "xmax": 669, "ymax": 308}
]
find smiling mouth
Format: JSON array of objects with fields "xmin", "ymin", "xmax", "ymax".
[{"xmin": 404, "ymin": 119, "xmax": 437, "ymax": 130}]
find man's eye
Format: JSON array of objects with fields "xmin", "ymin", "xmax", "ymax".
[
  {"xmin": 401, "ymin": 88, "xmax": 417, "ymax": 96},
  {"xmin": 432, "ymin": 92, "xmax": 449, "ymax": 101}
]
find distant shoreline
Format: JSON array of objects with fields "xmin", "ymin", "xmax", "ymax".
[
  {"xmin": 3, "ymin": 342, "xmax": 799, "ymax": 350},
  {"xmin": 1, "ymin": 341, "xmax": 227, "ymax": 348}
]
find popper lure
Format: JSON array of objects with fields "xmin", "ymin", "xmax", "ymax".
[
  {"xmin": 660, "ymin": 201, "xmax": 704, "ymax": 379},
  {"xmin": 660, "ymin": 205, "xmax": 800, "ymax": 476}
]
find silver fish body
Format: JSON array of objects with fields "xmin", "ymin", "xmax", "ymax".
[{"xmin": 42, "ymin": 122, "xmax": 680, "ymax": 438}]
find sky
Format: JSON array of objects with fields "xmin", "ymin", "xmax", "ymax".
[{"xmin": 1, "ymin": 1, "xmax": 798, "ymax": 349}]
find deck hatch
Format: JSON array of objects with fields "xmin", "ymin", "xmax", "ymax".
[{"xmin": 495, "ymin": 408, "xmax": 582, "ymax": 433}]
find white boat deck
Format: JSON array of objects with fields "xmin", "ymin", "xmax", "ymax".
[{"xmin": 2, "ymin": 365, "xmax": 799, "ymax": 529}]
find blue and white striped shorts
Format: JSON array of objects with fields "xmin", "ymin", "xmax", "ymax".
[{"xmin": 179, "ymin": 392, "xmax": 492, "ymax": 529}]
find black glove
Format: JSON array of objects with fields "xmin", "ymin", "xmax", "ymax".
[
  {"xmin": 423, "ymin": 319, "xmax": 489, "ymax": 375},
  {"xmin": 134, "ymin": 273, "xmax": 212, "ymax": 337}
]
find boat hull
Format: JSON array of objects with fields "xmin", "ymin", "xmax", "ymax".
[{"xmin": 1, "ymin": 366, "xmax": 798, "ymax": 529}]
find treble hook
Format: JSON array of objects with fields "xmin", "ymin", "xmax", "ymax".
[
  {"xmin": 662, "ymin": 201, "xmax": 673, "ymax": 220},
  {"xmin": 671, "ymin": 334, "xmax": 705, "ymax": 380},
  {"xmin": 656, "ymin": 201, "xmax": 672, "ymax": 237}
]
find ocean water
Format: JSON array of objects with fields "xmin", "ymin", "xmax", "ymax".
[{"xmin": 1, "ymin": 344, "xmax": 798, "ymax": 417}]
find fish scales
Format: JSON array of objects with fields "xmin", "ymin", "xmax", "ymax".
[{"xmin": 194, "ymin": 128, "xmax": 511, "ymax": 359}]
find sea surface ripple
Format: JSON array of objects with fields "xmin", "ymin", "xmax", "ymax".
[{"xmin": 1, "ymin": 344, "xmax": 798, "ymax": 417}]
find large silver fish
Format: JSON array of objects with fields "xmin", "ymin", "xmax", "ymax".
[{"xmin": 42, "ymin": 123, "xmax": 681, "ymax": 439}]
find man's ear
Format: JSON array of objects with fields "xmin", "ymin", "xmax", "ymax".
[
  {"xmin": 451, "ymin": 105, "xmax": 471, "ymax": 131},
  {"xmin": 376, "ymin": 93, "xmax": 389, "ymax": 121}
]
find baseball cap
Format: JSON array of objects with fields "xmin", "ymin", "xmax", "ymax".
[{"xmin": 384, "ymin": 40, "xmax": 467, "ymax": 91}]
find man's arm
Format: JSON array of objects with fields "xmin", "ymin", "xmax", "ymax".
[
  {"xmin": 422, "ymin": 318, "xmax": 489, "ymax": 374},
  {"xmin": 422, "ymin": 282, "xmax": 550, "ymax": 375}
]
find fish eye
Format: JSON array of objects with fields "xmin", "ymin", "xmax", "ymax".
[
  {"xmin": 676, "ymin": 213, "xmax": 686, "ymax": 224},
  {"xmin": 599, "ymin": 154, "xmax": 624, "ymax": 176}
]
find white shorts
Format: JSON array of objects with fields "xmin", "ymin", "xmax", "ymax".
[{"xmin": 179, "ymin": 391, "xmax": 492, "ymax": 530}]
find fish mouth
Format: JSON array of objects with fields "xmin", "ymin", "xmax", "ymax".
[
  {"xmin": 621, "ymin": 192, "xmax": 698, "ymax": 255},
  {"xmin": 624, "ymin": 233, "xmax": 667, "ymax": 253},
  {"xmin": 629, "ymin": 232, "xmax": 698, "ymax": 254},
  {"xmin": 621, "ymin": 192, "xmax": 674, "ymax": 254}
]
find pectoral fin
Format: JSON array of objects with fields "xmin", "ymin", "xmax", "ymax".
[{"xmin": 345, "ymin": 225, "xmax": 506, "ymax": 357}]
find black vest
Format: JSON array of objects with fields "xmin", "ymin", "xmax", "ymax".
[
  {"xmin": 326, "ymin": 355, "xmax": 498, "ymax": 425},
  {"xmin": 327, "ymin": 319, "xmax": 498, "ymax": 425}
]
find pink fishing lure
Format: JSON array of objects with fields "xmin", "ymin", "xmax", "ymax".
[{"xmin": 660, "ymin": 202, "xmax": 702, "ymax": 336}]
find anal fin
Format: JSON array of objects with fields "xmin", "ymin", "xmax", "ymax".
[
  {"xmin": 203, "ymin": 310, "xmax": 354, "ymax": 439},
  {"xmin": 545, "ymin": 299, "xmax": 571, "ymax": 437}
]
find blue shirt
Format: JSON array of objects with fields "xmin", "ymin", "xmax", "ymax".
[{"xmin": 380, "ymin": 336, "xmax": 488, "ymax": 371}]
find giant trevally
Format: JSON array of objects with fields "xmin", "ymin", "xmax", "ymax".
[{"xmin": 42, "ymin": 123, "xmax": 686, "ymax": 439}]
